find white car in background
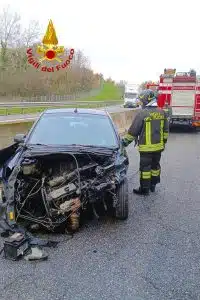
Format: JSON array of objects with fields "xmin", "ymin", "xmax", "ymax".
[{"xmin": 123, "ymin": 92, "xmax": 140, "ymax": 108}]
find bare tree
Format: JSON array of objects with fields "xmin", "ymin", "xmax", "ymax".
[
  {"xmin": 0, "ymin": 6, "xmax": 102, "ymax": 98},
  {"xmin": 20, "ymin": 20, "xmax": 41, "ymax": 47},
  {"xmin": 0, "ymin": 5, "xmax": 21, "ymax": 47},
  {"xmin": 0, "ymin": 5, "xmax": 21, "ymax": 67},
  {"xmin": 0, "ymin": 5, "xmax": 40, "ymax": 72}
]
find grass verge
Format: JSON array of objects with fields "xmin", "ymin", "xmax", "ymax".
[{"xmin": 81, "ymin": 82, "xmax": 123, "ymax": 101}]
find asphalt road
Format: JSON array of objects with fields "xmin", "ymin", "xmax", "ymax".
[
  {"xmin": 1, "ymin": 127, "xmax": 200, "ymax": 300},
  {"xmin": 0, "ymin": 105, "xmax": 132, "ymax": 124}
]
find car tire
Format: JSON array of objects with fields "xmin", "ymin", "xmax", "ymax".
[{"xmin": 115, "ymin": 178, "xmax": 129, "ymax": 220}]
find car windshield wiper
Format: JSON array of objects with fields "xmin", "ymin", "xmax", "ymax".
[
  {"xmin": 26, "ymin": 144, "xmax": 118, "ymax": 153},
  {"xmin": 70, "ymin": 144, "xmax": 118, "ymax": 151},
  {"xmin": 27, "ymin": 143, "xmax": 54, "ymax": 147}
]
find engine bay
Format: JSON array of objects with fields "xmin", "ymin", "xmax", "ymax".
[{"xmin": 14, "ymin": 152, "xmax": 117, "ymax": 232}]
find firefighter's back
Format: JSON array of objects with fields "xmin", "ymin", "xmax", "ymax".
[{"xmin": 138, "ymin": 107, "xmax": 166, "ymax": 152}]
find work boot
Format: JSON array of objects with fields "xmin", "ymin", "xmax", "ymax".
[
  {"xmin": 133, "ymin": 187, "xmax": 149, "ymax": 195},
  {"xmin": 150, "ymin": 185, "xmax": 156, "ymax": 192}
]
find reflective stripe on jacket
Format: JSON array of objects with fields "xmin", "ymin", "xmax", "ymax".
[{"xmin": 127, "ymin": 107, "xmax": 169, "ymax": 152}]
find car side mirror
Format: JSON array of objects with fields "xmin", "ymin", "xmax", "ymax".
[{"xmin": 14, "ymin": 133, "xmax": 26, "ymax": 143}]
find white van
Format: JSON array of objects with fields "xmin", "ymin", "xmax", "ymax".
[{"xmin": 123, "ymin": 85, "xmax": 139, "ymax": 108}]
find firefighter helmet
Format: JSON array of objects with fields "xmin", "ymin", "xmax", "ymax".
[{"xmin": 138, "ymin": 89, "xmax": 155, "ymax": 106}]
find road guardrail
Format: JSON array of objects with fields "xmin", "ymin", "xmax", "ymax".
[{"xmin": 0, "ymin": 100, "xmax": 123, "ymax": 116}]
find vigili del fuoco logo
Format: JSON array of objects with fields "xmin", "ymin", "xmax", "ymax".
[{"xmin": 26, "ymin": 20, "xmax": 74, "ymax": 72}]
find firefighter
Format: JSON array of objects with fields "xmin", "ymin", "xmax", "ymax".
[{"xmin": 122, "ymin": 89, "xmax": 169, "ymax": 195}]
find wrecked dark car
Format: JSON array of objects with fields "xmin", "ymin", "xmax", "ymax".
[{"xmin": 0, "ymin": 108, "xmax": 129, "ymax": 237}]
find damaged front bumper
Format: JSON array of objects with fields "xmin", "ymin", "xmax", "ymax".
[{"xmin": 0, "ymin": 145, "xmax": 128, "ymax": 238}]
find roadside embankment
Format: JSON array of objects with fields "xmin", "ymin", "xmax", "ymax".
[
  {"xmin": 0, "ymin": 109, "xmax": 139, "ymax": 149},
  {"xmin": 111, "ymin": 110, "xmax": 138, "ymax": 134}
]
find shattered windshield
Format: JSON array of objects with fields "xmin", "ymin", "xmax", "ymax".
[{"xmin": 27, "ymin": 113, "xmax": 118, "ymax": 148}]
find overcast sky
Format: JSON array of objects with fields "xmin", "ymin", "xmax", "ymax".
[{"xmin": 1, "ymin": 0, "xmax": 200, "ymax": 83}]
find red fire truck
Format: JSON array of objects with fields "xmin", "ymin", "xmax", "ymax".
[{"xmin": 147, "ymin": 69, "xmax": 200, "ymax": 128}]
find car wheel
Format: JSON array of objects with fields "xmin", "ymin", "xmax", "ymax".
[{"xmin": 115, "ymin": 178, "xmax": 129, "ymax": 220}]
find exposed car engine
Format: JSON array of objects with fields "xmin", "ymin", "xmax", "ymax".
[{"xmin": 14, "ymin": 153, "xmax": 117, "ymax": 232}]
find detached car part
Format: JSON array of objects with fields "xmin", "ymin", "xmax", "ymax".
[{"xmin": 3, "ymin": 233, "xmax": 29, "ymax": 261}]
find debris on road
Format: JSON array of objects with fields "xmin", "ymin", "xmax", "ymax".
[
  {"xmin": 24, "ymin": 246, "xmax": 48, "ymax": 261},
  {"xmin": 0, "ymin": 230, "xmax": 59, "ymax": 261}
]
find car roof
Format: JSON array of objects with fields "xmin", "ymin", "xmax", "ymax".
[{"xmin": 43, "ymin": 108, "xmax": 108, "ymax": 116}]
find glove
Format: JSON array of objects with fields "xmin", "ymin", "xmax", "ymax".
[
  {"xmin": 134, "ymin": 138, "xmax": 138, "ymax": 147},
  {"xmin": 121, "ymin": 138, "xmax": 129, "ymax": 147}
]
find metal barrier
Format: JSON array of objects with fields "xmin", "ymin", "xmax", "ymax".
[{"xmin": 0, "ymin": 100, "xmax": 123, "ymax": 116}]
